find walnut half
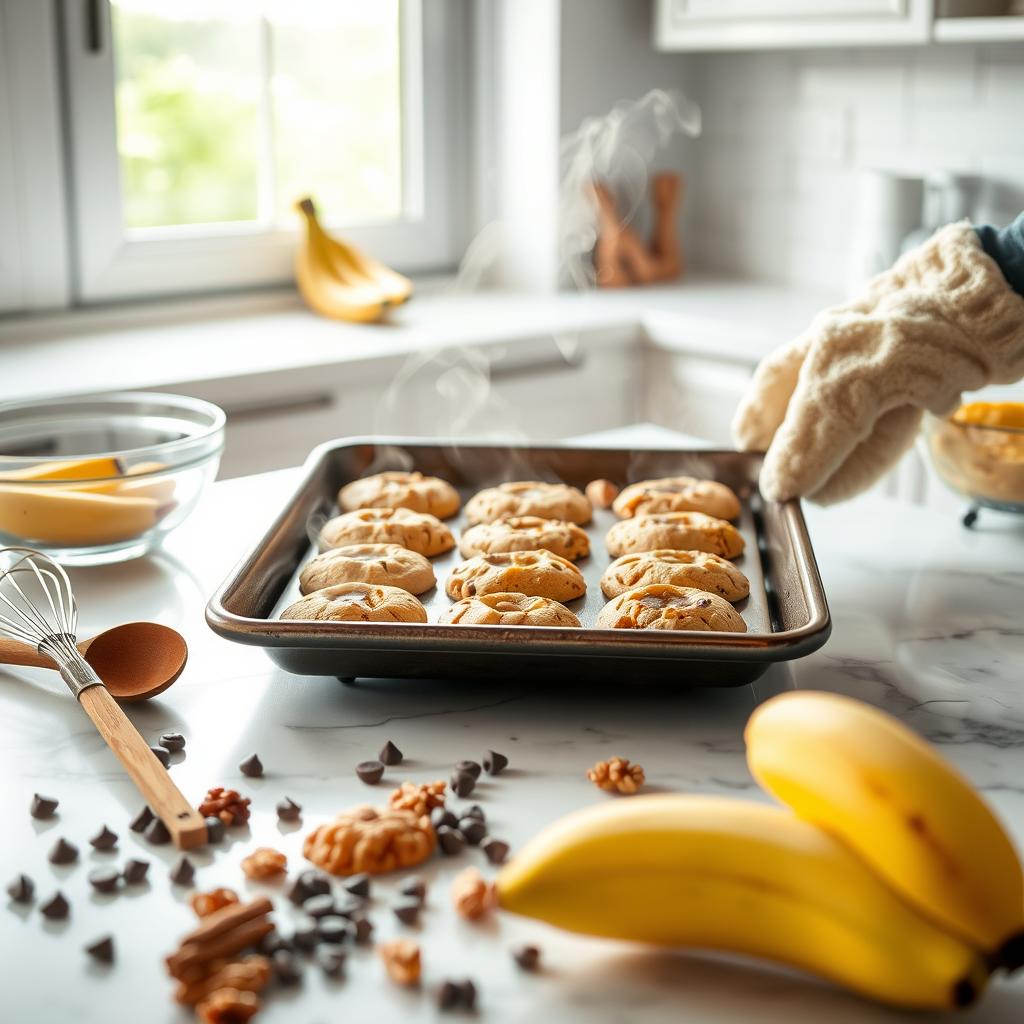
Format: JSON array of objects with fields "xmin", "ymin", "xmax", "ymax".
[
  {"xmin": 586, "ymin": 756, "xmax": 645, "ymax": 794},
  {"xmin": 304, "ymin": 804, "xmax": 435, "ymax": 876}
]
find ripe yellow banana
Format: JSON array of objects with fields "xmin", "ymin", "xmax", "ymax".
[
  {"xmin": 57, "ymin": 461, "xmax": 177, "ymax": 503},
  {"xmin": 496, "ymin": 795, "xmax": 989, "ymax": 1010},
  {"xmin": 0, "ymin": 456, "xmax": 122, "ymax": 482},
  {"xmin": 745, "ymin": 691, "xmax": 1024, "ymax": 967}
]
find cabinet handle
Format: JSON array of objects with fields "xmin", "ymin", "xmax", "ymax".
[
  {"xmin": 489, "ymin": 350, "xmax": 585, "ymax": 382},
  {"xmin": 222, "ymin": 393, "xmax": 335, "ymax": 423}
]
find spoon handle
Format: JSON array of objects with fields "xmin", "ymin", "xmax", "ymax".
[{"xmin": 78, "ymin": 685, "xmax": 208, "ymax": 849}]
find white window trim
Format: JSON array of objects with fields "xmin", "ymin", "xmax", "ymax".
[{"xmin": 61, "ymin": 0, "xmax": 467, "ymax": 303}]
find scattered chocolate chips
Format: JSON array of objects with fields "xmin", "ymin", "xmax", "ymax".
[
  {"xmin": 48, "ymin": 838, "xmax": 78, "ymax": 865},
  {"xmin": 287, "ymin": 870, "xmax": 329, "ymax": 906},
  {"xmin": 30, "ymin": 793, "xmax": 58, "ymax": 819},
  {"xmin": 88, "ymin": 868, "xmax": 120, "ymax": 894},
  {"xmin": 169, "ymin": 857, "xmax": 195, "ymax": 886},
  {"xmin": 272, "ymin": 949, "xmax": 303, "ymax": 985},
  {"xmin": 6, "ymin": 874, "xmax": 33, "ymax": 903},
  {"xmin": 204, "ymin": 816, "xmax": 225, "ymax": 844},
  {"xmin": 351, "ymin": 915, "xmax": 374, "ymax": 944},
  {"xmin": 318, "ymin": 947, "xmax": 347, "ymax": 976},
  {"xmin": 302, "ymin": 894, "xmax": 337, "ymax": 919},
  {"xmin": 335, "ymin": 894, "xmax": 366, "ymax": 919},
  {"xmin": 483, "ymin": 750, "xmax": 508, "ymax": 775},
  {"xmin": 431, "ymin": 807, "xmax": 458, "ymax": 830},
  {"xmin": 399, "ymin": 877, "xmax": 427, "ymax": 903},
  {"xmin": 513, "ymin": 944, "xmax": 541, "ymax": 971},
  {"xmin": 438, "ymin": 979, "xmax": 477, "ymax": 1011},
  {"xmin": 89, "ymin": 826, "xmax": 118, "ymax": 851},
  {"xmin": 158, "ymin": 732, "xmax": 186, "ymax": 752},
  {"xmin": 481, "ymin": 837, "xmax": 510, "ymax": 865},
  {"xmin": 392, "ymin": 898, "xmax": 421, "ymax": 925},
  {"xmin": 378, "ymin": 740, "xmax": 403, "ymax": 766},
  {"xmin": 239, "ymin": 754, "xmax": 264, "ymax": 778},
  {"xmin": 318, "ymin": 915, "xmax": 355, "ymax": 944},
  {"xmin": 343, "ymin": 873, "xmax": 370, "ymax": 898},
  {"xmin": 149, "ymin": 745, "xmax": 171, "ymax": 768},
  {"xmin": 129, "ymin": 806, "xmax": 154, "ymax": 833},
  {"xmin": 355, "ymin": 759, "xmax": 385, "ymax": 785},
  {"xmin": 259, "ymin": 929, "xmax": 292, "ymax": 956},
  {"xmin": 458, "ymin": 817, "xmax": 486, "ymax": 845},
  {"xmin": 144, "ymin": 818, "xmax": 170, "ymax": 846},
  {"xmin": 462, "ymin": 805, "xmax": 486, "ymax": 822},
  {"xmin": 40, "ymin": 891, "xmax": 69, "ymax": 920},
  {"xmin": 122, "ymin": 859, "xmax": 150, "ymax": 885},
  {"xmin": 455, "ymin": 759, "xmax": 482, "ymax": 780},
  {"xmin": 437, "ymin": 826, "xmax": 466, "ymax": 856},
  {"xmin": 291, "ymin": 919, "xmax": 319, "ymax": 951},
  {"xmin": 450, "ymin": 770, "xmax": 476, "ymax": 798},
  {"xmin": 85, "ymin": 935, "xmax": 114, "ymax": 964},
  {"xmin": 276, "ymin": 797, "xmax": 302, "ymax": 822}
]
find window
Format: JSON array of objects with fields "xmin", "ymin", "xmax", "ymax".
[{"xmin": 60, "ymin": 0, "xmax": 464, "ymax": 301}]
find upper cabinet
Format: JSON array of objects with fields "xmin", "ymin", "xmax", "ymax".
[{"xmin": 654, "ymin": 0, "xmax": 933, "ymax": 50}]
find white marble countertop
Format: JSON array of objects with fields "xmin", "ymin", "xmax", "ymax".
[{"xmin": 4, "ymin": 428, "xmax": 1023, "ymax": 1024}]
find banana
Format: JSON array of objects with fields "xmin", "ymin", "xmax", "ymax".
[
  {"xmin": 745, "ymin": 691, "xmax": 1024, "ymax": 968},
  {"xmin": 496, "ymin": 795, "xmax": 989, "ymax": 1010},
  {"xmin": 57, "ymin": 461, "xmax": 177, "ymax": 503},
  {"xmin": 0, "ymin": 456, "xmax": 122, "ymax": 482}
]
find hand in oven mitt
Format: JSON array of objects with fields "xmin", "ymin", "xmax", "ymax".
[{"xmin": 732, "ymin": 221, "xmax": 1024, "ymax": 504}]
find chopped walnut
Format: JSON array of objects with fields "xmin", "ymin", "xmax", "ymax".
[
  {"xmin": 388, "ymin": 780, "xmax": 447, "ymax": 817},
  {"xmin": 378, "ymin": 938, "xmax": 421, "ymax": 986},
  {"xmin": 190, "ymin": 888, "xmax": 239, "ymax": 918},
  {"xmin": 198, "ymin": 787, "xmax": 252, "ymax": 827},
  {"xmin": 304, "ymin": 804, "xmax": 435, "ymax": 876},
  {"xmin": 196, "ymin": 987, "xmax": 260, "ymax": 1024},
  {"xmin": 241, "ymin": 848, "xmax": 287, "ymax": 881},
  {"xmin": 451, "ymin": 867, "xmax": 495, "ymax": 921},
  {"xmin": 586, "ymin": 478, "xmax": 619, "ymax": 509},
  {"xmin": 586, "ymin": 756, "xmax": 645, "ymax": 794}
]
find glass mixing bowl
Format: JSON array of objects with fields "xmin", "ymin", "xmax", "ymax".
[{"xmin": 0, "ymin": 392, "xmax": 225, "ymax": 565}]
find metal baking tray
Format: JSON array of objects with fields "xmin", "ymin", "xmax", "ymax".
[{"xmin": 207, "ymin": 437, "xmax": 831, "ymax": 686}]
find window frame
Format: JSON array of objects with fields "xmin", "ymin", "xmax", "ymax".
[{"xmin": 60, "ymin": 0, "xmax": 466, "ymax": 303}]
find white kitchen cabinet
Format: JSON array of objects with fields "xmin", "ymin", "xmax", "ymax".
[{"xmin": 654, "ymin": 0, "xmax": 933, "ymax": 50}]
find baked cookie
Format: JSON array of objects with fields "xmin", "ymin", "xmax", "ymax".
[
  {"xmin": 596, "ymin": 584, "xmax": 747, "ymax": 632},
  {"xmin": 601, "ymin": 549, "xmax": 749, "ymax": 602},
  {"xmin": 459, "ymin": 516, "xmax": 590, "ymax": 561},
  {"xmin": 464, "ymin": 481, "xmax": 592, "ymax": 525},
  {"xmin": 281, "ymin": 582, "xmax": 428, "ymax": 623},
  {"xmin": 613, "ymin": 476, "xmax": 741, "ymax": 521},
  {"xmin": 605, "ymin": 512, "xmax": 744, "ymax": 560},
  {"xmin": 339, "ymin": 471, "xmax": 460, "ymax": 519},
  {"xmin": 446, "ymin": 550, "xmax": 586, "ymax": 602},
  {"xmin": 299, "ymin": 544, "xmax": 436, "ymax": 596},
  {"xmin": 319, "ymin": 508, "xmax": 454, "ymax": 557},
  {"xmin": 439, "ymin": 592, "xmax": 581, "ymax": 628}
]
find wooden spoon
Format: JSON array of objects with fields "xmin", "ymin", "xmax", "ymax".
[{"xmin": 0, "ymin": 621, "xmax": 187, "ymax": 701}]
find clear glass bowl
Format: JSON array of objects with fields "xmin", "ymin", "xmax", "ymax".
[
  {"xmin": 924, "ymin": 394, "xmax": 1024, "ymax": 516},
  {"xmin": 0, "ymin": 392, "xmax": 225, "ymax": 565}
]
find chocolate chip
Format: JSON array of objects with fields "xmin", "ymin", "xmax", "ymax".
[
  {"xmin": 458, "ymin": 817, "xmax": 486, "ymax": 845},
  {"xmin": 455, "ymin": 759, "xmax": 482, "ymax": 780},
  {"xmin": 48, "ymin": 838, "xmax": 78, "ymax": 865},
  {"xmin": 438, "ymin": 980, "xmax": 461, "ymax": 1010},
  {"xmin": 30, "ymin": 793, "xmax": 58, "ymax": 819},
  {"xmin": 335, "ymin": 894, "xmax": 366, "ymax": 919},
  {"xmin": 399, "ymin": 877, "xmax": 427, "ymax": 903},
  {"xmin": 85, "ymin": 936, "xmax": 114, "ymax": 963},
  {"xmin": 88, "ymin": 868, "xmax": 120, "ymax": 894},
  {"xmin": 450, "ymin": 770, "xmax": 476, "ymax": 798},
  {"xmin": 462, "ymin": 804, "xmax": 486, "ymax": 822},
  {"xmin": 378, "ymin": 740, "xmax": 403, "ymax": 766},
  {"xmin": 392, "ymin": 898, "xmax": 421, "ymax": 925},
  {"xmin": 129, "ymin": 806, "xmax": 154, "ymax": 833},
  {"xmin": 272, "ymin": 949, "xmax": 303, "ymax": 985},
  {"xmin": 430, "ymin": 807, "xmax": 458, "ymax": 831},
  {"xmin": 355, "ymin": 759, "xmax": 385, "ymax": 784},
  {"xmin": 122, "ymin": 859, "xmax": 149, "ymax": 885},
  {"xmin": 299, "ymin": 870, "xmax": 331, "ymax": 897},
  {"xmin": 291, "ymin": 919, "xmax": 319, "ymax": 951},
  {"xmin": 318, "ymin": 916, "xmax": 355, "ymax": 944},
  {"xmin": 144, "ymin": 818, "xmax": 170, "ymax": 845},
  {"xmin": 40, "ymin": 891, "xmax": 69, "ymax": 919},
  {"xmin": 158, "ymin": 732, "xmax": 186, "ymax": 752},
  {"xmin": 204, "ymin": 816, "xmax": 225, "ymax": 844},
  {"xmin": 483, "ymin": 750, "xmax": 508, "ymax": 775},
  {"xmin": 343, "ymin": 873, "xmax": 370, "ymax": 898},
  {"xmin": 513, "ymin": 944, "xmax": 540, "ymax": 971},
  {"xmin": 460, "ymin": 979, "xmax": 478, "ymax": 1011},
  {"xmin": 89, "ymin": 826, "xmax": 118, "ymax": 851},
  {"xmin": 6, "ymin": 874, "xmax": 33, "ymax": 903},
  {"xmin": 351, "ymin": 915, "xmax": 374, "ymax": 944},
  {"xmin": 259, "ymin": 929, "xmax": 292, "ymax": 956},
  {"xmin": 302, "ymin": 894, "xmax": 336, "ymax": 918},
  {"xmin": 169, "ymin": 857, "xmax": 195, "ymax": 886},
  {"xmin": 276, "ymin": 797, "xmax": 302, "ymax": 822},
  {"xmin": 481, "ymin": 837, "xmax": 509, "ymax": 865},
  {"xmin": 239, "ymin": 754, "xmax": 263, "ymax": 778},
  {"xmin": 318, "ymin": 947, "xmax": 347, "ymax": 976},
  {"xmin": 437, "ymin": 825, "xmax": 466, "ymax": 856},
  {"xmin": 149, "ymin": 746, "xmax": 170, "ymax": 768},
  {"xmin": 285, "ymin": 877, "xmax": 310, "ymax": 907}
]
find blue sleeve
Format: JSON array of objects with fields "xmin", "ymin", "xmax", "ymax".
[{"xmin": 975, "ymin": 212, "xmax": 1024, "ymax": 298}]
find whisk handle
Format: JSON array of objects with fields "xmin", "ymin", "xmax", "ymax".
[{"xmin": 78, "ymin": 685, "xmax": 208, "ymax": 850}]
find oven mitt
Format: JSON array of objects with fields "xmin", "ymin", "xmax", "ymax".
[{"xmin": 732, "ymin": 221, "xmax": 1024, "ymax": 504}]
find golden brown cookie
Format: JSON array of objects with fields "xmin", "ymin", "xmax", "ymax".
[
  {"xmin": 446, "ymin": 550, "xmax": 586, "ymax": 602},
  {"xmin": 596, "ymin": 584, "xmax": 747, "ymax": 632},
  {"xmin": 338, "ymin": 471, "xmax": 461, "ymax": 519},
  {"xmin": 601, "ymin": 549, "xmax": 749, "ymax": 602},
  {"xmin": 439, "ymin": 592, "xmax": 581, "ymax": 627},
  {"xmin": 459, "ymin": 516, "xmax": 590, "ymax": 561},
  {"xmin": 299, "ymin": 544, "xmax": 436, "ymax": 596},
  {"xmin": 613, "ymin": 476, "xmax": 741, "ymax": 521},
  {"xmin": 605, "ymin": 512, "xmax": 744, "ymax": 559},
  {"xmin": 281, "ymin": 582, "xmax": 428, "ymax": 623},
  {"xmin": 319, "ymin": 507, "xmax": 454, "ymax": 557},
  {"xmin": 464, "ymin": 481, "xmax": 592, "ymax": 525}
]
